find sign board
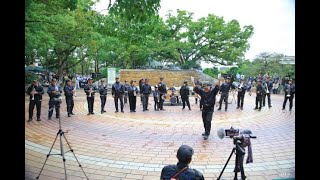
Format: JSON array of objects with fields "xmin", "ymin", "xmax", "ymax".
[{"xmin": 107, "ymin": 68, "xmax": 116, "ymax": 85}]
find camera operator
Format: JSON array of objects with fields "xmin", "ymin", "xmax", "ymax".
[
  {"xmin": 160, "ymin": 145, "xmax": 204, "ymax": 180},
  {"xmin": 193, "ymin": 80, "xmax": 220, "ymax": 140},
  {"xmin": 47, "ymin": 78, "xmax": 63, "ymax": 120},
  {"xmin": 99, "ymin": 79, "xmax": 108, "ymax": 114}
]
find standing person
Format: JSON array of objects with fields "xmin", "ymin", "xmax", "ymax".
[
  {"xmin": 218, "ymin": 77, "xmax": 236, "ymax": 111},
  {"xmin": 98, "ymin": 79, "xmax": 108, "ymax": 114},
  {"xmin": 139, "ymin": 78, "xmax": 145, "ymax": 104},
  {"xmin": 26, "ymin": 80, "xmax": 44, "ymax": 122},
  {"xmin": 272, "ymin": 80, "xmax": 279, "ymax": 94},
  {"xmin": 282, "ymin": 79, "xmax": 295, "ymax": 111},
  {"xmin": 47, "ymin": 78, "xmax": 63, "ymax": 120},
  {"xmin": 254, "ymin": 79, "xmax": 264, "ymax": 111},
  {"xmin": 123, "ymin": 80, "xmax": 129, "ymax": 104},
  {"xmin": 128, "ymin": 80, "xmax": 138, "ymax": 112},
  {"xmin": 153, "ymin": 85, "xmax": 161, "ymax": 111},
  {"xmin": 112, "ymin": 77, "xmax": 125, "ymax": 113},
  {"xmin": 262, "ymin": 76, "xmax": 273, "ymax": 108},
  {"xmin": 194, "ymin": 78, "xmax": 202, "ymax": 104},
  {"xmin": 141, "ymin": 79, "xmax": 152, "ymax": 111},
  {"xmin": 63, "ymin": 79, "xmax": 75, "ymax": 117},
  {"xmin": 158, "ymin": 77, "xmax": 167, "ymax": 110},
  {"xmin": 84, "ymin": 78, "xmax": 98, "ymax": 115},
  {"xmin": 180, "ymin": 81, "xmax": 191, "ymax": 110},
  {"xmin": 193, "ymin": 81, "xmax": 220, "ymax": 140},
  {"xmin": 160, "ymin": 145, "xmax": 204, "ymax": 180},
  {"xmin": 236, "ymin": 78, "xmax": 247, "ymax": 110}
]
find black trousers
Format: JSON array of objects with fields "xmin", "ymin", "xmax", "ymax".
[
  {"xmin": 114, "ymin": 95, "xmax": 124, "ymax": 111},
  {"xmin": 154, "ymin": 98, "xmax": 160, "ymax": 110},
  {"xmin": 124, "ymin": 92, "xmax": 128, "ymax": 104},
  {"xmin": 182, "ymin": 96, "xmax": 190, "ymax": 109},
  {"xmin": 129, "ymin": 95, "xmax": 136, "ymax": 111},
  {"xmin": 255, "ymin": 95, "xmax": 262, "ymax": 109},
  {"xmin": 48, "ymin": 99, "xmax": 61, "ymax": 118},
  {"xmin": 262, "ymin": 93, "xmax": 271, "ymax": 106},
  {"xmin": 237, "ymin": 93, "xmax": 245, "ymax": 107},
  {"xmin": 29, "ymin": 100, "xmax": 41, "ymax": 119},
  {"xmin": 65, "ymin": 96, "xmax": 74, "ymax": 114},
  {"xmin": 202, "ymin": 110, "xmax": 213, "ymax": 136},
  {"xmin": 219, "ymin": 93, "xmax": 229, "ymax": 109},
  {"xmin": 142, "ymin": 95, "xmax": 149, "ymax": 110},
  {"xmin": 87, "ymin": 96, "xmax": 94, "ymax": 113},
  {"xmin": 100, "ymin": 95, "xmax": 106, "ymax": 111},
  {"xmin": 159, "ymin": 94, "xmax": 165, "ymax": 109},
  {"xmin": 283, "ymin": 95, "xmax": 294, "ymax": 109}
]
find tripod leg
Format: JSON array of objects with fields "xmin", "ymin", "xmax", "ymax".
[
  {"xmin": 62, "ymin": 134, "xmax": 89, "ymax": 180},
  {"xmin": 239, "ymin": 152, "xmax": 246, "ymax": 180},
  {"xmin": 36, "ymin": 131, "xmax": 60, "ymax": 179},
  {"xmin": 217, "ymin": 147, "xmax": 235, "ymax": 180},
  {"xmin": 59, "ymin": 132, "xmax": 68, "ymax": 180}
]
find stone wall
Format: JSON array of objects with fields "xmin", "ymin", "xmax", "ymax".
[{"xmin": 119, "ymin": 69, "xmax": 217, "ymax": 87}]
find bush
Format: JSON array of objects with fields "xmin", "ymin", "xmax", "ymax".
[{"xmin": 25, "ymin": 72, "xmax": 38, "ymax": 84}]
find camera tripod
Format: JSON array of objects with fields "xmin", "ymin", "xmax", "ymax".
[
  {"xmin": 36, "ymin": 101, "xmax": 89, "ymax": 180},
  {"xmin": 217, "ymin": 139, "xmax": 246, "ymax": 180}
]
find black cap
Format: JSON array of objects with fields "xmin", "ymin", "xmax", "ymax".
[
  {"xmin": 125, "ymin": 80, "xmax": 128, "ymax": 82},
  {"xmin": 177, "ymin": 145, "xmax": 194, "ymax": 162},
  {"xmin": 130, "ymin": 80, "xmax": 136, "ymax": 83},
  {"xmin": 226, "ymin": 77, "xmax": 231, "ymax": 80},
  {"xmin": 115, "ymin": 77, "xmax": 119, "ymax": 79},
  {"xmin": 184, "ymin": 81, "xmax": 188, "ymax": 84},
  {"xmin": 88, "ymin": 78, "xmax": 93, "ymax": 80},
  {"xmin": 66, "ymin": 79, "xmax": 71, "ymax": 83},
  {"xmin": 155, "ymin": 85, "xmax": 158, "ymax": 88}
]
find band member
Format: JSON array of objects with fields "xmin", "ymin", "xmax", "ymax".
[
  {"xmin": 84, "ymin": 78, "xmax": 98, "ymax": 115},
  {"xmin": 139, "ymin": 78, "xmax": 145, "ymax": 104},
  {"xmin": 169, "ymin": 84, "xmax": 179, "ymax": 104},
  {"xmin": 218, "ymin": 77, "xmax": 236, "ymax": 111},
  {"xmin": 158, "ymin": 77, "xmax": 167, "ymax": 110},
  {"xmin": 64, "ymin": 79, "xmax": 75, "ymax": 117},
  {"xmin": 98, "ymin": 79, "xmax": 108, "ymax": 114},
  {"xmin": 47, "ymin": 78, "xmax": 63, "ymax": 119},
  {"xmin": 153, "ymin": 85, "xmax": 161, "ymax": 111},
  {"xmin": 193, "ymin": 81, "xmax": 220, "ymax": 140},
  {"xmin": 128, "ymin": 80, "xmax": 138, "ymax": 112},
  {"xmin": 194, "ymin": 78, "xmax": 202, "ymax": 104},
  {"xmin": 112, "ymin": 77, "xmax": 125, "ymax": 113},
  {"xmin": 123, "ymin": 80, "xmax": 129, "ymax": 104},
  {"xmin": 282, "ymin": 79, "xmax": 295, "ymax": 111},
  {"xmin": 254, "ymin": 79, "xmax": 264, "ymax": 111},
  {"xmin": 236, "ymin": 78, "xmax": 247, "ymax": 110},
  {"xmin": 180, "ymin": 81, "xmax": 191, "ymax": 110},
  {"xmin": 141, "ymin": 79, "xmax": 152, "ymax": 111},
  {"xmin": 262, "ymin": 76, "xmax": 273, "ymax": 108},
  {"xmin": 26, "ymin": 80, "xmax": 44, "ymax": 122}
]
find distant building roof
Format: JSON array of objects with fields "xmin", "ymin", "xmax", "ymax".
[{"xmin": 279, "ymin": 56, "xmax": 295, "ymax": 65}]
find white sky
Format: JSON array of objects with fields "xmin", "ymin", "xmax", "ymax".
[{"xmin": 94, "ymin": 0, "xmax": 295, "ymax": 67}]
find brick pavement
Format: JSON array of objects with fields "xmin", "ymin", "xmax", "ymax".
[{"xmin": 25, "ymin": 90, "xmax": 295, "ymax": 180}]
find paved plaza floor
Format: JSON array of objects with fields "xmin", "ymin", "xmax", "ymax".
[{"xmin": 25, "ymin": 90, "xmax": 295, "ymax": 180}]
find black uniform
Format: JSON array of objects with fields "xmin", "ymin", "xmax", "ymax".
[
  {"xmin": 128, "ymin": 84, "xmax": 138, "ymax": 112},
  {"xmin": 63, "ymin": 84, "xmax": 75, "ymax": 117},
  {"xmin": 158, "ymin": 81, "xmax": 167, "ymax": 110},
  {"xmin": 124, "ymin": 83, "xmax": 129, "ymax": 104},
  {"xmin": 237, "ymin": 82, "xmax": 247, "ymax": 109},
  {"xmin": 180, "ymin": 84, "xmax": 191, "ymax": 110},
  {"xmin": 26, "ymin": 84, "xmax": 44, "ymax": 121},
  {"xmin": 262, "ymin": 80, "xmax": 273, "ymax": 107},
  {"xmin": 112, "ymin": 82, "xmax": 125, "ymax": 112},
  {"xmin": 153, "ymin": 90, "xmax": 161, "ymax": 111},
  {"xmin": 218, "ymin": 81, "xmax": 235, "ymax": 111},
  {"xmin": 47, "ymin": 84, "xmax": 63, "ymax": 119},
  {"xmin": 194, "ymin": 80, "xmax": 202, "ymax": 104},
  {"xmin": 99, "ymin": 84, "xmax": 108, "ymax": 113},
  {"xmin": 84, "ymin": 83, "xmax": 98, "ymax": 114},
  {"xmin": 160, "ymin": 162, "xmax": 204, "ymax": 180},
  {"xmin": 282, "ymin": 83, "xmax": 295, "ymax": 111},
  {"xmin": 254, "ymin": 84, "xmax": 265, "ymax": 111},
  {"xmin": 194, "ymin": 85, "xmax": 219, "ymax": 138},
  {"xmin": 141, "ymin": 83, "xmax": 152, "ymax": 111}
]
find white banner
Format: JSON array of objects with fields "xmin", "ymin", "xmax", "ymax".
[{"xmin": 107, "ymin": 68, "xmax": 116, "ymax": 85}]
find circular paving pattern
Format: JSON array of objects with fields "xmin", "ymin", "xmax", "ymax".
[{"xmin": 25, "ymin": 90, "xmax": 295, "ymax": 180}]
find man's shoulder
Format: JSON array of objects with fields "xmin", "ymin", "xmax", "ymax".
[{"xmin": 162, "ymin": 164, "xmax": 176, "ymax": 171}]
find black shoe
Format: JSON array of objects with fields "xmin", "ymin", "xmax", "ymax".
[
  {"xmin": 189, "ymin": 108, "xmax": 191, "ymax": 110},
  {"xmin": 203, "ymin": 135, "xmax": 208, "ymax": 140},
  {"xmin": 160, "ymin": 108, "xmax": 166, "ymax": 111},
  {"xmin": 115, "ymin": 110, "xmax": 118, "ymax": 113},
  {"xmin": 225, "ymin": 109, "xmax": 227, "ymax": 111},
  {"xmin": 254, "ymin": 107, "xmax": 258, "ymax": 110},
  {"xmin": 236, "ymin": 106, "xmax": 240, "ymax": 109},
  {"xmin": 121, "ymin": 110, "xmax": 124, "ymax": 113},
  {"xmin": 217, "ymin": 108, "xmax": 221, "ymax": 111},
  {"xmin": 27, "ymin": 118, "xmax": 32, "ymax": 122},
  {"xmin": 146, "ymin": 109, "xmax": 149, "ymax": 111},
  {"xmin": 133, "ymin": 110, "xmax": 136, "ymax": 112},
  {"xmin": 87, "ymin": 113, "xmax": 91, "ymax": 115},
  {"xmin": 282, "ymin": 108, "xmax": 285, "ymax": 110},
  {"xmin": 56, "ymin": 116, "xmax": 60, "ymax": 119},
  {"xmin": 240, "ymin": 107, "xmax": 243, "ymax": 110},
  {"xmin": 37, "ymin": 118, "xmax": 41, "ymax": 121},
  {"xmin": 103, "ymin": 110, "xmax": 106, "ymax": 112},
  {"xmin": 262, "ymin": 105, "xmax": 265, "ymax": 107},
  {"xmin": 48, "ymin": 117, "xmax": 52, "ymax": 120},
  {"xmin": 90, "ymin": 112, "xmax": 94, "ymax": 114},
  {"xmin": 68, "ymin": 114, "xmax": 71, "ymax": 117},
  {"xmin": 182, "ymin": 107, "xmax": 185, "ymax": 110},
  {"xmin": 101, "ymin": 111, "xmax": 104, "ymax": 114},
  {"xmin": 71, "ymin": 112, "xmax": 75, "ymax": 115},
  {"xmin": 269, "ymin": 105, "xmax": 272, "ymax": 108},
  {"xmin": 258, "ymin": 108, "xmax": 261, "ymax": 111},
  {"xmin": 289, "ymin": 109, "xmax": 292, "ymax": 111}
]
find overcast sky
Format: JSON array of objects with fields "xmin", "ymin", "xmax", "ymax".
[{"xmin": 94, "ymin": 0, "xmax": 295, "ymax": 67}]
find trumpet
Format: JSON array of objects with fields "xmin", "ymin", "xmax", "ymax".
[
  {"xmin": 286, "ymin": 85, "xmax": 291, "ymax": 97},
  {"xmin": 88, "ymin": 87, "xmax": 93, "ymax": 97}
]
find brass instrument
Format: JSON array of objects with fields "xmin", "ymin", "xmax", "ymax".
[
  {"xmin": 31, "ymin": 87, "xmax": 36, "ymax": 100},
  {"xmin": 265, "ymin": 83, "xmax": 270, "ymax": 94},
  {"xmin": 88, "ymin": 87, "xmax": 93, "ymax": 97},
  {"xmin": 286, "ymin": 84, "xmax": 291, "ymax": 97}
]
